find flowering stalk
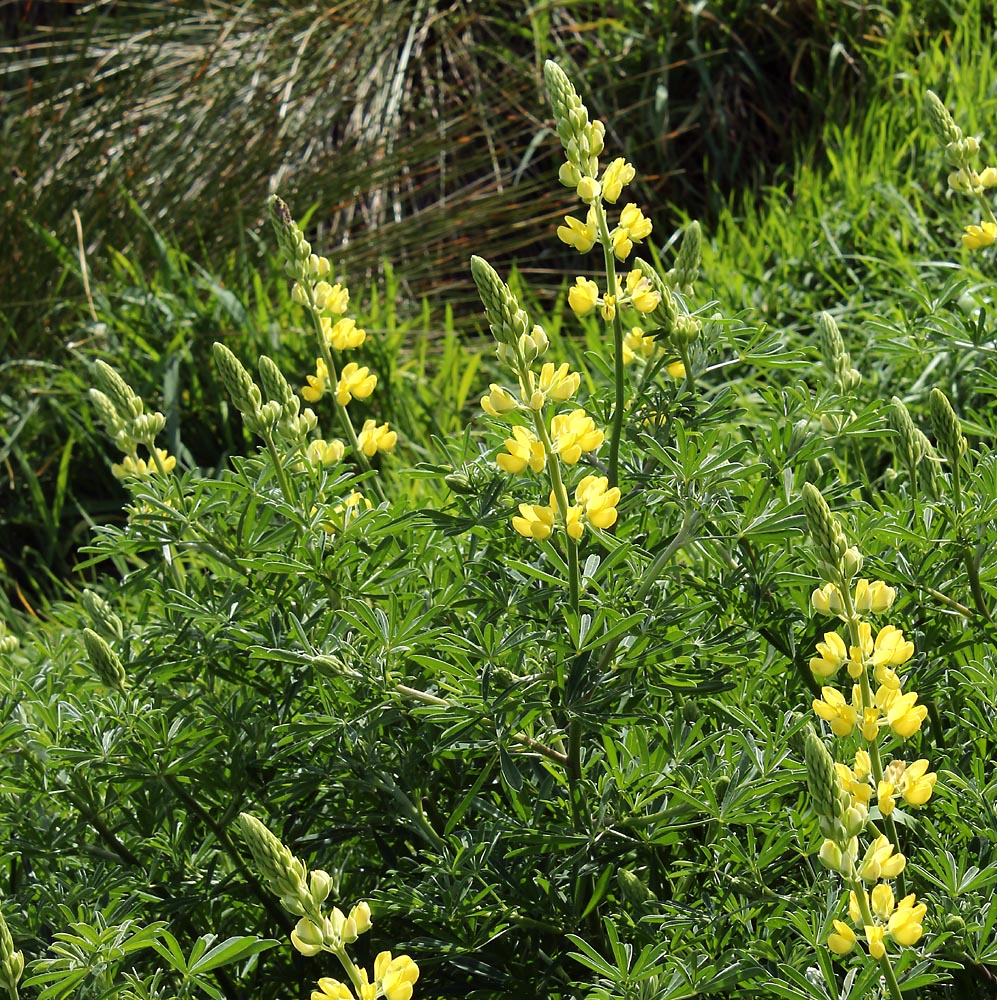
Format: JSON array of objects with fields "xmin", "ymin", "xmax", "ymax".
[
  {"xmin": 544, "ymin": 60, "xmax": 699, "ymax": 492},
  {"xmin": 472, "ymin": 256, "xmax": 622, "ymax": 615},
  {"xmin": 239, "ymin": 813, "xmax": 419, "ymax": 1000},
  {"xmin": 924, "ymin": 90, "xmax": 997, "ymax": 248},
  {"xmin": 269, "ymin": 195, "xmax": 391, "ymax": 505},
  {"xmin": 800, "ymin": 485, "xmax": 936, "ymax": 987}
]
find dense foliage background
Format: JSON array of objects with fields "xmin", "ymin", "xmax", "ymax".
[{"xmin": 2, "ymin": 2, "xmax": 997, "ymax": 999}]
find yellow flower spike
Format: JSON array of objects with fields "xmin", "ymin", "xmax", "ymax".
[
  {"xmin": 512, "ymin": 503, "xmax": 555, "ymax": 541},
  {"xmin": 551, "ymin": 409, "xmax": 605, "ymax": 464},
  {"xmin": 313, "ymin": 979, "xmax": 355, "ymax": 1000},
  {"xmin": 601, "ymin": 157, "xmax": 636, "ymax": 203},
  {"xmin": 900, "ymin": 759, "xmax": 937, "ymax": 806},
  {"xmin": 810, "ymin": 631, "xmax": 848, "ymax": 680},
  {"xmin": 812, "ymin": 582, "xmax": 845, "ymax": 617},
  {"xmin": 827, "ymin": 919, "xmax": 857, "ymax": 956},
  {"xmin": 888, "ymin": 894, "xmax": 927, "ymax": 946},
  {"xmin": 324, "ymin": 316, "xmax": 367, "ymax": 351},
  {"xmin": 497, "ymin": 426, "xmax": 546, "ymax": 474},
  {"xmin": 358, "ymin": 420, "xmax": 397, "ymax": 457},
  {"xmin": 557, "ymin": 205, "xmax": 599, "ymax": 253},
  {"xmin": 865, "ymin": 924, "xmax": 887, "ymax": 960},
  {"xmin": 812, "ymin": 686, "xmax": 857, "ymax": 737},
  {"xmin": 335, "ymin": 363, "xmax": 377, "ymax": 406},
  {"xmin": 376, "ymin": 952, "xmax": 420, "ymax": 1000},
  {"xmin": 872, "ymin": 625, "xmax": 915, "ymax": 668},
  {"xmin": 962, "ymin": 221, "xmax": 997, "ymax": 249},
  {"xmin": 307, "ymin": 438, "xmax": 346, "ymax": 465},
  {"xmin": 871, "ymin": 882, "xmax": 895, "ymax": 921},
  {"xmin": 568, "ymin": 276, "xmax": 600, "ymax": 316}
]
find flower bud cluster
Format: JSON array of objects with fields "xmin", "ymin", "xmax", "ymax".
[
  {"xmin": 89, "ymin": 361, "xmax": 177, "ymax": 481},
  {"xmin": 0, "ymin": 907, "xmax": 23, "ymax": 1000},
  {"xmin": 817, "ymin": 312, "xmax": 862, "ymax": 393}
]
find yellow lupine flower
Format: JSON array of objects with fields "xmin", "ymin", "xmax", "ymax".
[
  {"xmin": 980, "ymin": 165, "xmax": 997, "ymax": 187},
  {"xmin": 557, "ymin": 205, "xmax": 598, "ymax": 253},
  {"xmin": 292, "ymin": 916, "xmax": 326, "ymax": 956},
  {"xmin": 575, "ymin": 474, "xmax": 620, "ymax": 530},
  {"xmin": 623, "ymin": 327, "xmax": 657, "ymax": 364},
  {"xmin": 375, "ymin": 952, "xmax": 420, "ymax": 1000},
  {"xmin": 307, "ymin": 438, "xmax": 346, "ymax": 465},
  {"xmin": 601, "ymin": 157, "xmax": 636, "ymax": 203},
  {"xmin": 303, "ymin": 358, "xmax": 330, "ymax": 402},
  {"xmin": 859, "ymin": 835, "xmax": 906, "ymax": 882},
  {"xmin": 358, "ymin": 419, "xmax": 397, "ymax": 457},
  {"xmin": 568, "ymin": 276, "xmax": 600, "ymax": 316},
  {"xmin": 312, "ymin": 978, "xmax": 354, "ymax": 1000},
  {"xmin": 512, "ymin": 503, "xmax": 555, "ymax": 540},
  {"xmin": 313, "ymin": 281, "xmax": 350, "ymax": 314},
  {"xmin": 853, "ymin": 578, "xmax": 896, "ymax": 614},
  {"xmin": 827, "ymin": 919, "xmax": 857, "ymax": 955},
  {"xmin": 324, "ymin": 316, "xmax": 367, "ymax": 351},
  {"xmin": 538, "ymin": 362, "xmax": 580, "ymax": 402},
  {"xmin": 871, "ymin": 625, "xmax": 914, "ymax": 668},
  {"xmin": 962, "ymin": 221, "xmax": 997, "ymax": 249},
  {"xmin": 812, "ymin": 582, "xmax": 845, "ymax": 616},
  {"xmin": 812, "ymin": 686, "xmax": 857, "ymax": 737},
  {"xmin": 900, "ymin": 758, "xmax": 937, "ymax": 806},
  {"xmin": 810, "ymin": 631, "xmax": 847, "ymax": 680},
  {"xmin": 481, "ymin": 383, "xmax": 519, "ymax": 416},
  {"xmin": 624, "ymin": 269, "xmax": 659, "ymax": 313},
  {"xmin": 888, "ymin": 894, "xmax": 927, "ymax": 946},
  {"xmin": 865, "ymin": 923, "xmax": 887, "ymax": 960},
  {"xmin": 876, "ymin": 686, "xmax": 928, "ymax": 738},
  {"xmin": 610, "ymin": 203, "xmax": 653, "ymax": 261},
  {"xmin": 576, "ymin": 176, "xmax": 601, "ymax": 203},
  {"xmin": 497, "ymin": 426, "xmax": 545, "ymax": 474},
  {"xmin": 111, "ymin": 448, "xmax": 177, "ymax": 479},
  {"xmin": 551, "ymin": 409, "xmax": 604, "ymax": 464},
  {"xmin": 336, "ymin": 363, "xmax": 377, "ymax": 406}
]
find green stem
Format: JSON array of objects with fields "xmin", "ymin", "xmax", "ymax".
[
  {"xmin": 530, "ymin": 409, "xmax": 580, "ymax": 613},
  {"xmin": 594, "ymin": 201, "xmax": 627, "ymax": 490},
  {"xmin": 262, "ymin": 431, "xmax": 297, "ymax": 507},
  {"xmin": 594, "ymin": 505, "xmax": 700, "ymax": 674}
]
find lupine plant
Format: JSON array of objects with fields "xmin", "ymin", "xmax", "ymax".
[{"xmin": 3, "ymin": 60, "xmax": 997, "ymax": 1000}]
